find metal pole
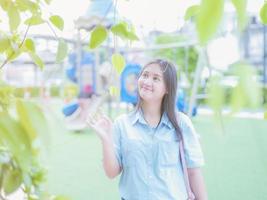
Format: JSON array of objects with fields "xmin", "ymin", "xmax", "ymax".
[
  {"xmin": 263, "ymin": 25, "xmax": 267, "ymax": 103},
  {"xmin": 188, "ymin": 48, "xmax": 205, "ymax": 117},
  {"xmin": 76, "ymin": 30, "xmax": 82, "ymax": 97}
]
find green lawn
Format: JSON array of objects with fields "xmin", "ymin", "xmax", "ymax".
[{"xmin": 43, "ymin": 102, "xmax": 267, "ymax": 200}]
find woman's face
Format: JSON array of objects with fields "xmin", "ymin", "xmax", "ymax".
[{"xmin": 138, "ymin": 63, "xmax": 167, "ymax": 103}]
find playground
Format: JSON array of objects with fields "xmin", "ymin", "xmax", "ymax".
[{"xmin": 0, "ymin": 0, "xmax": 267, "ymax": 200}]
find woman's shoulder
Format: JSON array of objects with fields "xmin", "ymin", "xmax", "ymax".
[
  {"xmin": 176, "ymin": 111, "xmax": 201, "ymax": 139},
  {"xmin": 176, "ymin": 111, "xmax": 192, "ymax": 127},
  {"xmin": 113, "ymin": 111, "xmax": 136, "ymax": 125}
]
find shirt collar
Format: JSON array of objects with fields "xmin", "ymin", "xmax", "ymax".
[{"xmin": 131, "ymin": 109, "xmax": 173, "ymax": 129}]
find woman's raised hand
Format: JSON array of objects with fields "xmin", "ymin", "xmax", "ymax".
[{"xmin": 86, "ymin": 112, "xmax": 113, "ymax": 141}]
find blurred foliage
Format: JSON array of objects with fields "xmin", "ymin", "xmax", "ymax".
[
  {"xmin": 0, "ymin": 0, "xmax": 266, "ymax": 199},
  {"xmin": 196, "ymin": 0, "xmax": 224, "ymax": 44},
  {"xmin": 152, "ymin": 34, "xmax": 199, "ymax": 83},
  {"xmin": 111, "ymin": 53, "xmax": 126, "ymax": 75},
  {"xmin": 185, "ymin": 0, "xmax": 248, "ymax": 44},
  {"xmin": 0, "ymin": 92, "xmax": 69, "ymax": 199},
  {"xmin": 206, "ymin": 62, "xmax": 262, "ymax": 115},
  {"xmin": 0, "ymin": 1, "xmax": 71, "ymax": 199},
  {"xmin": 0, "ymin": 0, "xmax": 68, "ymax": 69},
  {"xmin": 13, "ymin": 84, "xmax": 78, "ymax": 99},
  {"xmin": 89, "ymin": 25, "xmax": 108, "ymax": 49},
  {"xmin": 89, "ymin": 21, "xmax": 139, "ymax": 49},
  {"xmin": 0, "ymin": 81, "xmax": 14, "ymax": 112},
  {"xmin": 260, "ymin": 1, "xmax": 267, "ymax": 24}
]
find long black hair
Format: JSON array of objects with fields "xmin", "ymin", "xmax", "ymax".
[{"xmin": 135, "ymin": 59, "xmax": 182, "ymax": 140}]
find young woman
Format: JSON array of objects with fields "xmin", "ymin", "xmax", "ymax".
[{"xmin": 88, "ymin": 59, "xmax": 208, "ymax": 200}]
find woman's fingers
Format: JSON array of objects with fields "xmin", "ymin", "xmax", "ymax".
[
  {"xmin": 102, "ymin": 115, "xmax": 112, "ymax": 125},
  {"xmin": 86, "ymin": 114, "xmax": 97, "ymax": 127}
]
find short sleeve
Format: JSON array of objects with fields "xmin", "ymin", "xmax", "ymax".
[
  {"xmin": 178, "ymin": 112, "xmax": 205, "ymax": 168},
  {"xmin": 112, "ymin": 118, "xmax": 122, "ymax": 167}
]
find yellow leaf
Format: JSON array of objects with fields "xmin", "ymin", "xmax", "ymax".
[
  {"xmin": 184, "ymin": 5, "xmax": 200, "ymax": 21},
  {"xmin": 56, "ymin": 39, "xmax": 68, "ymax": 63},
  {"xmin": 8, "ymin": 4, "xmax": 20, "ymax": 32},
  {"xmin": 260, "ymin": 2, "xmax": 267, "ymax": 25},
  {"xmin": 89, "ymin": 25, "xmax": 108, "ymax": 49},
  {"xmin": 111, "ymin": 53, "xmax": 125, "ymax": 75},
  {"xmin": 49, "ymin": 15, "xmax": 64, "ymax": 31},
  {"xmin": 109, "ymin": 86, "xmax": 119, "ymax": 97},
  {"xmin": 196, "ymin": 0, "xmax": 224, "ymax": 44}
]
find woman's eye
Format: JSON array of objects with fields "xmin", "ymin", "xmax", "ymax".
[
  {"xmin": 142, "ymin": 73, "xmax": 148, "ymax": 78},
  {"xmin": 153, "ymin": 77, "xmax": 160, "ymax": 81}
]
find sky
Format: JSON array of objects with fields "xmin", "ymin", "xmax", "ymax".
[
  {"xmin": 0, "ymin": 0, "xmax": 265, "ymax": 38},
  {"xmin": 47, "ymin": 0, "xmax": 198, "ymax": 37},
  {"xmin": 47, "ymin": 0, "xmax": 264, "ymax": 37}
]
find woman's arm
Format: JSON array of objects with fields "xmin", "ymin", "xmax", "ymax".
[
  {"xmin": 101, "ymin": 136, "xmax": 122, "ymax": 179},
  {"xmin": 188, "ymin": 168, "xmax": 208, "ymax": 200},
  {"xmin": 87, "ymin": 115, "xmax": 122, "ymax": 179}
]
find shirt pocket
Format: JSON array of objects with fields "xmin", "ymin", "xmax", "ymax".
[
  {"xmin": 122, "ymin": 139, "xmax": 143, "ymax": 168},
  {"xmin": 158, "ymin": 141, "xmax": 180, "ymax": 167}
]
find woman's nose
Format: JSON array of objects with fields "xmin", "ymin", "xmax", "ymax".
[{"xmin": 143, "ymin": 78, "xmax": 152, "ymax": 86}]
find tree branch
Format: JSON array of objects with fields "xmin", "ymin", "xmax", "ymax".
[
  {"xmin": 0, "ymin": 24, "xmax": 31, "ymax": 70},
  {"xmin": 46, "ymin": 21, "xmax": 59, "ymax": 40}
]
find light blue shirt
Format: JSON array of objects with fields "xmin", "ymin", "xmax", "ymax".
[{"xmin": 112, "ymin": 109, "xmax": 204, "ymax": 200}]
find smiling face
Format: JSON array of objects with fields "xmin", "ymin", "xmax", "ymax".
[{"xmin": 138, "ymin": 63, "xmax": 167, "ymax": 103}]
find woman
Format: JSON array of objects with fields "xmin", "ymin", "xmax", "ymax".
[{"xmin": 88, "ymin": 59, "xmax": 208, "ymax": 200}]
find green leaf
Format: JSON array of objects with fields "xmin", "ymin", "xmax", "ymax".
[
  {"xmin": 56, "ymin": 39, "xmax": 68, "ymax": 63},
  {"xmin": 16, "ymin": 0, "xmax": 29, "ymax": 11},
  {"xmin": 0, "ymin": 37, "xmax": 11, "ymax": 53},
  {"xmin": 44, "ymin": 0, "xmax": 52, "ymax": 4},
  {"xmin": 53, "ymin": 195, "xmax": 71, "ymax": 200},
  {"xmin": 16, "ymin": 0, "xmax": 39, "ymax": 13},
  {"xmin": 16, "ymin": 100, "xmax": 50, "ymax": 150},
  {"xmin": 111, "ymin": 53, "xmax": 125, "ymax": 75},
  {"xmin": 184, "ymin": 5, "xmax": 200, "ymax": 21},
  {"xmin": 230, "ymin": 62, "xmax": 261, "ymax": 110},
  {"xmin": 3, "ymin": 168, "xmax": 23, "ymax": 194},
  {"xmin": 196, "ymin": 0, "xmax": 224, "ymax": 44},
  {"xmin": 89, "ymin": 25, "xmax": 108, "ymax": 49},
  {"xmin": 29, "ymin": 52, "xmax": 44, "ymax": 69},
  {"xmin": 231, "ymin": 0, "xmax": 248, "ymax": 30},
  {"xmin": 111, "ymin": 22, "xmax": 139, "ymax": 41},
  {"xmin": 8, "ymin": 4, "xmax": 20, "ymax": 32},
  {"xmin": 0, "ymin": 114, "xmax": 32, "ymax": 171},
  {"xmin": 49, "ymin": 15, "xmax": 64, "ymax": 31},
  {"xmin": 109, "ymin": 86, "xmax": 119, "ymax": 97},
  {"xmin": 25, "ymin": 15, "xmax": 45, "ymax": 26},
  {"xmin": 5, "ymin": 46, "xmax": 22, "ymax": 62},
  {"xmin": 126, "ymin": 31, "xmax": 139, "ymax": 41},
  {"xmin": 207, "ymin": 76, "xmax": 224, "ymax": 114},
  {"xmin": 24, "ymin": 38, "xmax": 35, "ymax": 52},
  {"xmin": 260, "ymin": 2, "xmax": 267, "ymax": 25},
  {"xmin": 230, "ymin": 84, "xmax": 245, "ymax": 111},
  {"xmin": 111, "ymin": 23, "xmax": 128, "ymax": 38},
  {"xmin": 0, "ymin": 0, "xmax": 11, "ymax": 11},
  {"xmin": 16, "ymin": 100, "xmax": 37, "ymax": 141},
  {"xmin": 31, "ymin": 167, "xmax": 46, "ymax": 186}
]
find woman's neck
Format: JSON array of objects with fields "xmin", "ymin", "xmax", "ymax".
[{"xmin": 141, "ymin": 102, "xmax": 162, "ymax": 128}]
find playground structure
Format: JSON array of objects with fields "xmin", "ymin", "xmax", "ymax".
[
  {"xmin": 61, "ymin": 39, "xmax": 203, "ymax": 131},
  {"xmin": 2, "ymin": 0, "xmax": 266, "ymax": 132}
]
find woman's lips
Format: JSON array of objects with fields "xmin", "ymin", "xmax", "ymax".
[{"xmin": 142, "ymin": 86, "xmax": 152, "ymax": 92}]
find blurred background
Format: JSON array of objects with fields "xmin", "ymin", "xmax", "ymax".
[{"xmin": 0, "ymin": 0, "xmax": 267, "ymax": 200}]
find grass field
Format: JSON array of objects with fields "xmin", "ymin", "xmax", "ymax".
[{"xmin": 42, "ymin": 102, "xmax": 267, "ymax": 200}]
